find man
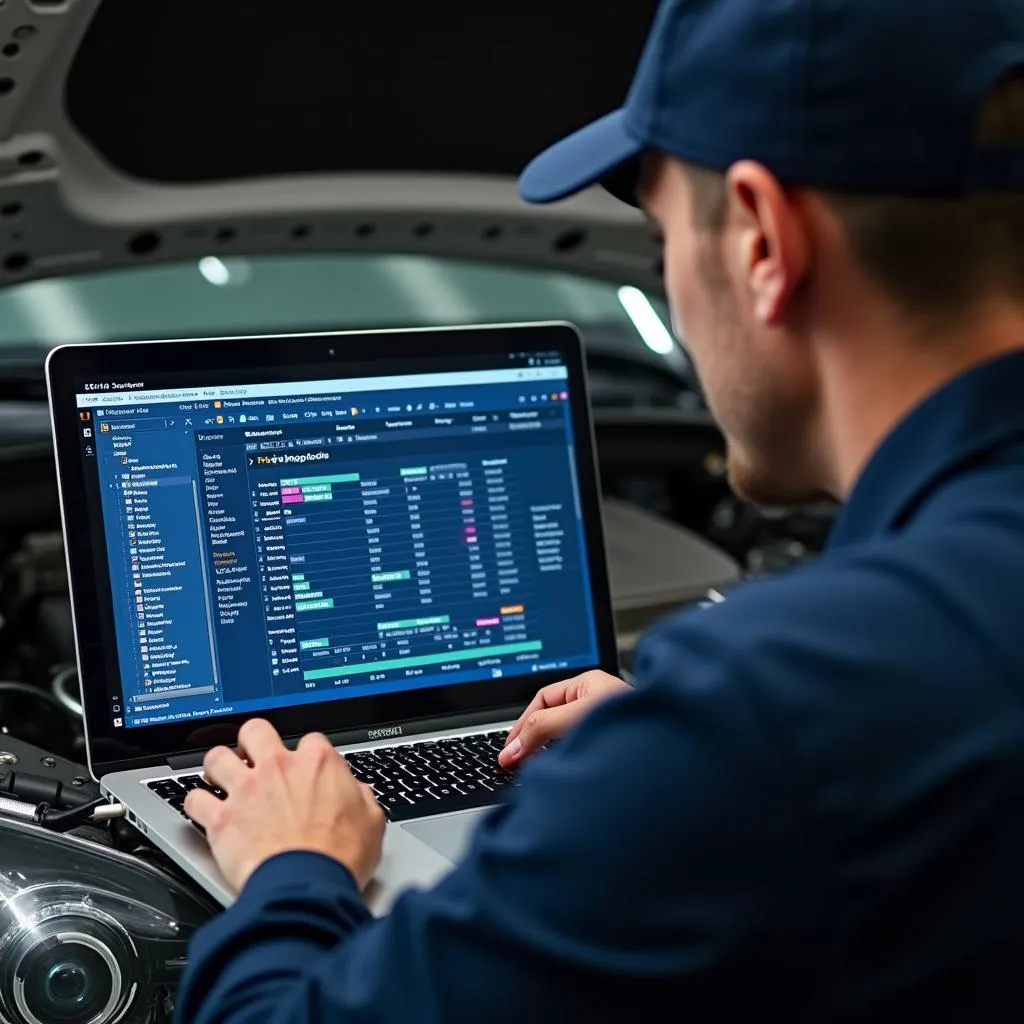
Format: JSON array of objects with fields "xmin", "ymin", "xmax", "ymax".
[{"xmin": 175, "ymin": 0, "xmax": 1024, "ymax": 1020}]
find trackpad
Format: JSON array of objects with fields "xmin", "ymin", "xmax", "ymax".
[{"xmin": 401, "ymin": 809, "xmax": 491, "ymax": 864}]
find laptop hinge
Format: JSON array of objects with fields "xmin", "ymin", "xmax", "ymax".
[
  {"xmin": 167, "ymin": 751, "xmax": 205, "ymax": 771},
  {"xmin": 164, "ymin": 704, "xmax": 524, "ymax": 772}
]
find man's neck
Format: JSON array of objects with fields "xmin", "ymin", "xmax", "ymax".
[{"xmin": 818, "ymin": 302, "xmax": 1024, "ymax": 499}]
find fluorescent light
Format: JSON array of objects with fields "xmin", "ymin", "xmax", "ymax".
[
  {"xmin": 617, "ymin": 285, "xmax": 676, "ymax": 355},
  {"xmin": 383, "ymin": 256, "xmax": 475, "ymax": 322},
  {"xmin": 198, "ymin": 256, "xmax": 230, "ymax": 286},
  {"xmin": 13, "ymin": 279, "xmax": 97, "ymax": 344}
]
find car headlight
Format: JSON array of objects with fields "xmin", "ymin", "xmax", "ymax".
[{"xmin": 0, "ymin": 816, "xmax": 216, "ymax": 1024}]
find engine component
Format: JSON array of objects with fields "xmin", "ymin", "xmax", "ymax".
[
  {"xmin": 0, "ymin": 681, "xmax": 80, "ymax": 762},
  {"xmin": 0, "ymin": 816, "xmax": 216, "ymax": 1024},
  {"xmin": 0, "ymin": 769, "xmax": 99, "ymax": 811},
  {"xmin": 4, "ymin": 533, "xmax": 70, "ymax": 606},
  {"xmin": 0, "ymin": 733, "xmax": 94, "ymax": 797},
  {"xmin": 603, "ymin": 497, "xmax": 740, "ymax": 648}
]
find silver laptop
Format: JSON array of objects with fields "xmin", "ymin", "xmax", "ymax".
[{"xmin": 46, "ymin": 322, "xmax": 618, "ymax": 914}]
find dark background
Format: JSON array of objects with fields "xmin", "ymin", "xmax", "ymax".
[{"xmin": 67, "ymin": 0, "xmax": 661, "ymax": 182}]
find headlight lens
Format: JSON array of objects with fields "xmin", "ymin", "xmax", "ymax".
[
  {"xmin": 1, "ymin": 892, "xmax": 136, "ymax": 1024},
  {"xmin": 0, "ymin": 817, "xmax": 215, "ymax": 1024}
]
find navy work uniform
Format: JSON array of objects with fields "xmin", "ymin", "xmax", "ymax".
[{"xmin": 176, "ymin": 351, "xmax": 1024, "ymax": 1022}]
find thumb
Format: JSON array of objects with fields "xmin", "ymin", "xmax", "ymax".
[{"xmin": 499, "ymin": 702, "xmax": 582, "ymax": 768}]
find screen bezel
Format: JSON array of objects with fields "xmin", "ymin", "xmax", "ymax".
[{"xmin": 46, "ymin": 322, "xmax": 619, "ymax": 777}]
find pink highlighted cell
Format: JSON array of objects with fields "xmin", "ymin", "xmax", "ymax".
[
  {"xmin": 282, "ymin": 494, "xmax": 304, "ymax": 504},
  {"xmin": 476, "ymin": 617, "xmax": 500, "ymax": 627},
  {"xmin": 280, "ymin": 486, "xmax": 301, "ymax": 495},
  {"xmin": 460, "ymin": 499, "xmax": 473, "ymax": 507}
]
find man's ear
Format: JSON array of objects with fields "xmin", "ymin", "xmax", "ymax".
[{"xmin": 724, "ymin": 161, "xmax": 811, "ymax": 325}]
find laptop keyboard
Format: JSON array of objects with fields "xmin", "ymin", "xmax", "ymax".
[
  {"xmin": 345, "ymin": 730, "xmax": 517, "ymax": 821},
  {"xmin": 145, "ymin": 729, "xmax": 517, "ymax": 828}
]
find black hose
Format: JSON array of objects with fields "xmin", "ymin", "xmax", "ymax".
[
  {"xmin": 0, "ymin": 679, "xmax": 68, "ymax": 707},
  {"xmin": 35, "ymin": 796, "xmax": 107, "ymax": 833}
]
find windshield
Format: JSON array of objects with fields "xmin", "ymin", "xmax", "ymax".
[
  {"xmin": 0, "ymin": 253, "xmax": 675, "ymax": 347},
  {"xmin": 0, "ymin": 254, "xmax": 696, "ymax": 407}
]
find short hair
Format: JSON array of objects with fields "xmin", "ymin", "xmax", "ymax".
[{"xmin": 683, "ymin": 71, "xmax": 1024, "ymax": 323}]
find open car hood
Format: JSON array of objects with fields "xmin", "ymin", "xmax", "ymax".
[{"xmin": 0, "ymin": 0, "xmax": 662, "ymax": 292}]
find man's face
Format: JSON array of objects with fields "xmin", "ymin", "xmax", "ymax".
[{"xmin": 640, "ymin": 155, "xmax": 823, "ymax": 507}]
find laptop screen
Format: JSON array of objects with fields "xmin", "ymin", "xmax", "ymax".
[{"xmin": 57, "ymin": 327, "xmax": 612, "ymax": 757}]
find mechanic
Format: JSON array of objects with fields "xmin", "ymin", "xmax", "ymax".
[{"xmin": 175, "ymin": 1, "xmax": 1024, "ymax": 1020}]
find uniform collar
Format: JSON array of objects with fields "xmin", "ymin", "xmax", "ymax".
[{"xmin": 828, "ymin": 350, "xmax": 1024, "ymax": 550}]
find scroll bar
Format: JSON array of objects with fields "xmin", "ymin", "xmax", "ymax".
[{"xmin": 192, "ymin": 480, "xmax": 222, "ymax": 692}]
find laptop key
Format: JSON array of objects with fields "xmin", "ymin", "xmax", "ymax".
[
  {"xmin": 401, "ymin": 787, "xmax": 431, "ymax": 804},
  {"xmin": 385, "ymin": 785, "xmax": 505, "ymax": 823},
  {"xmin": 147, "ymin": 780, "xmax": 185, "ymax": 797},
  {"xmin": 379, "ymin": 791, "xmax": 414, "ymax": 816},
  {"xmin": 482, "ymin": 772, "xmax": 514, "ymax": 788}
]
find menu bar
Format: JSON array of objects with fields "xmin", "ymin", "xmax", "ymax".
[{"xmin": 76, "ymin": 366, "xmax": 569, "ymax": 407}]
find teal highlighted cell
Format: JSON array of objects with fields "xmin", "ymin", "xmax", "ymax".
[
  {"xmin": 371, "ymin": 570, "xmax": 411, "ymax": 583},
  {"xmin": 300, "ymin": 638, "xmax": 329, "ymax": 650},
  {"xmin": 377, "ymin": 615, "xmax": 451, "ymax": 630},
  {"xmin": 299, "ymin": 484, "xmax": 333, "ymax": 495},
  {"xmin": 303, "ymin": 492, "xmax": 334, "ymax": 503},
  {"xmin": 280, "ymin": 473, "xmax": 360, "ymax": 487},
  {"xmin": 293, "ymin": 582, "xmax": 311, "ymax": 592},
  {"xmin": 295, "ymin": 598, "xmax": 334, "ymax": 612},
  {"xmin": 292, "ymin": 574, "xmax": 306, "ymax": 582},
  {"xmin": 400, "ymin": 467, "xmax": 428, "ymax": 477},
  {"xmin": 303, "ymin": 640, "xmax": 543, "ymax": 681}
]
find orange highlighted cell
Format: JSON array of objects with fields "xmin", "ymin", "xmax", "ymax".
[{"xmin": 500, "ymin": 605, "xmax": 524, "ymax": 615}]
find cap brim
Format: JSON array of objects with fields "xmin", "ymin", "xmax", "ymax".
[{"xmin": 518, "ymin": 109, "xmax": 643, "ymax": 206}]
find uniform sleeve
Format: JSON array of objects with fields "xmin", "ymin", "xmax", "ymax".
[{"xmin": 174, "ymin": 624, "xmax": 825, "ymax": 1024}]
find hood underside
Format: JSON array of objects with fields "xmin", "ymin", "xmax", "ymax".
[{"xmin": 0, "ymin": 0, "xmax": 663, "ymax": 292}]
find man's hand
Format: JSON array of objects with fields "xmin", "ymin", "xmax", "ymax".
[
  {"xmin": 184, "ymin": 719, "xmax": 386, "ymax": 894},
  {"xmin": 498, "ymin": 670, "xmax": 631, "ymax": 769}
]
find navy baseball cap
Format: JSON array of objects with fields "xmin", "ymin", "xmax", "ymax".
[{"xmin": 519, "ymin": 0, "xmax": 1024, "ymax": 206}]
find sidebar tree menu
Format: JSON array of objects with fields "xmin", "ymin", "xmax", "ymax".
[{"xmin": 100, "ymin": 419, "xmax": 222, "ymax": 725}]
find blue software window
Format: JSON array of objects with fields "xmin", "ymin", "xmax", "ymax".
[{"xmin": 81, "ymin": 365, "xmax": 599, "ymax": 729}]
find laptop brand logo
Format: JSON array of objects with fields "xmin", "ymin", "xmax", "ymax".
[{"xmin": 367, "ymin": 725, "xmax": 403, "ymax": 741}]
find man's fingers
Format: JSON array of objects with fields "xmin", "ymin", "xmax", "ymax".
[
  {"xmin": 519, "ymin": 703, "xmax": 582, "ymax": 755},
  {"xmin": 297, "ymin": 731, "xmax": 335, "ymax": 753},
  {"xmin": 184, "ymin": 788, "xmax": 223, "ymax": 829},
  {"xmin": 499, "ymin": 702, "xmax": 581, "ymax": 768},
  {"xmin": 504, "ymin": 680, "xmax": 571, "ymax": 747},
  {"xmin": 237, "ymin": 718, "xmax": 285, "ymax": 764},
  {"xmin": 203, "ymin": 744, "xmax": 249, "ymax": 791}
]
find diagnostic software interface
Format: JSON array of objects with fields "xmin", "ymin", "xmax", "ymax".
[{"xmin": 74, "ymin": 354, "xmax": 600, "ymax": 730}]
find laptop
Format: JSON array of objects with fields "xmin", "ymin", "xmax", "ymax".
[{"xmin": 46, "ymin": 322, "xmax": 618, "ymax": 914}]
